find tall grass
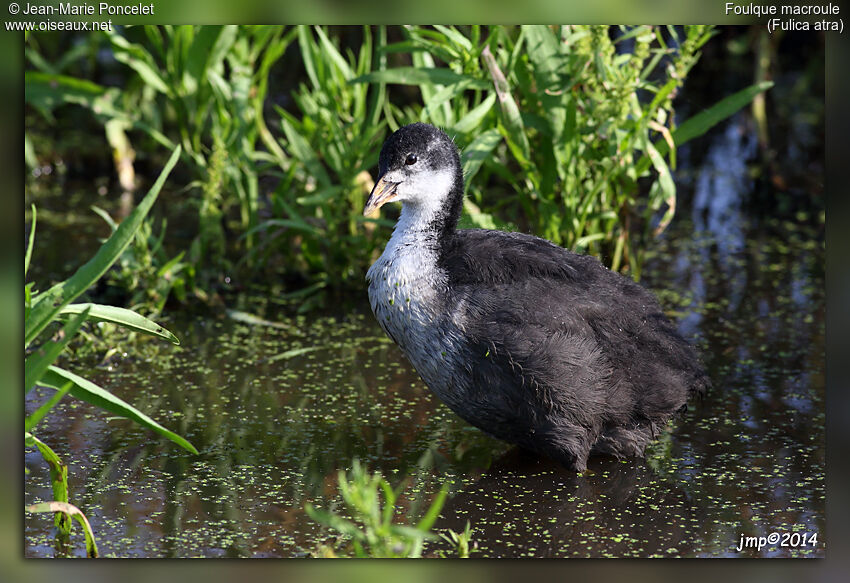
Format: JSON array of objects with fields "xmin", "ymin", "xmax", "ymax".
[
  {"xmin": 25, "ymin": 147, "xmax": 196, "ymax": 557},
  {"xmin": 353, "ymin": 25, "xmax": 771, "ymax": 275},
  {"xmin": 25, "ymin": 25, "xmax": 771, "ymax": 308},
  {"xmin": 248, "ymin": 26, "xmax": 391, "ymax": 307}
]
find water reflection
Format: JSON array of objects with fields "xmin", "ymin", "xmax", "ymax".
[{"xmin": 24, "ymin": 196, "xmax": 826, "ymax": 558}]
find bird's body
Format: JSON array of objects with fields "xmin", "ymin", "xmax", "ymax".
[{"xmin": 365, "ymin": 123, "xmax": 708, "ymax": 472}]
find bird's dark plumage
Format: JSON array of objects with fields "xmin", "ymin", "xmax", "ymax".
[{"xmin": 365, "ymin": 122, "xmax": 709, "ymax": 472}]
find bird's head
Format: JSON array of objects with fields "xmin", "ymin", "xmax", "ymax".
[{"xmin": 363, "ymin": 123, "xmax": 463, "ymax": 221}]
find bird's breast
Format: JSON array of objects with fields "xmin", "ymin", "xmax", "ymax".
[{"xmin": 367, "ymin": 244, "xmax": 468, "ymax": 398}]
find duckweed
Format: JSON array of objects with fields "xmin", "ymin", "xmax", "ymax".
[{"xmin": 26, "ymin": 193, "xmax": 823, "ymax": 558}]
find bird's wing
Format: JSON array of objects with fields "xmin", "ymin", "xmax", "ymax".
[
  {"xmin": 440, "ymin": 229, "xmax": 595, "ymax": 287},
  {"xmin": 442, "ymin": 229, "xmax": 708, "ymax": 417}
]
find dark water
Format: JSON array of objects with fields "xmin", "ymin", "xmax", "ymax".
[{"xmin": 24, "ymin": 146, "xmax": 825, "ymax": 558}]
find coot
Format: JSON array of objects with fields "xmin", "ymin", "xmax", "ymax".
[{"xmin": 364, "ymin": 122, "xmax": 709, "ymax": 472}]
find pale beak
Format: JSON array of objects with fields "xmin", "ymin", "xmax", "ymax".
[{"xmin": 363, "ymin": 175, "xmax": 401, "ymax": 216}]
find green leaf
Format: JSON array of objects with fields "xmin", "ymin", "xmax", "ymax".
[
  {"xmin": 433, "ymin": 25, "xmax": 473, "ymax": 52},
  {"xmin": 642, "ymin": 135, "xmax": 677, "ymax": 235},
  {"xmin": 636, "ymin": 81, "xmax": 774, "ymax": 175},
  {"xmin": 675, "ymin": 81, "xmax": 774, "ymax": 145},
  {"xmin": 452, "ymin": 92, "xmax": 496, "ymax": 135},
  {"xmin": 40, "ymin": 366, "xmax": 198, "ymax": 455},
  {"xmin": 25, "ymin": 204, "xmax": 36, "ymax": 278},
  {"xmin": 521, "ymin": 25, "xmax": 561, "ymax": 91},
  {"xmin": 297, "ymin": 26, "xmax": 320, "ymax": 90},
  {"xmin": 305, "ymin": 503, "xmax": 365, "ymax": 541},
  {"xmin": 26, "ymin": 501, "xmax": 98, "ymax": 558},
  {"xmin": 26, "ymin": 381, "xmax": 72, "ymax": 432},
  {"xmin": 248, "ymin": 218, "xmax": 319, "ymax": 237},
  {"xmin": 481, "ymin": 46, "xmax": 530, "ymax": 164},
  {"xmin": 26, "ymin": 432, "xmax": 71, "ymax": 534},
  {"xmin": 91, "ymin": 205, "xmax": 118, "ymax": 231},
  {"xmin": 109, "ymin": 33, "xmax": 170, "ymax": 94},
  {"xmin": 379, "ymin": 478, "xmax": 397, "ymax": 528},
  {"xmin": 642, "ymin": 135, "xmax": 675, "ymax": 202},
  {"xmin": 315, "ymin": 26, "xmax": 354, "ymax": 80},
  {"xmin": 60, "ymin": 303, "xmax": 180, "ymax": 345},
  {"xmin": 183, "ymin": 25, "xmax": 226, "ymax": 94},
  {"xmin": 351, "ymin": 67, "xmax": 490, "ymax": 89},
  {"xmin": 25, "ymin": 146, "xmax": 181, "ymax": 347},
  {"xmin": 420, "ymin": 80, "xmax": 477, "ymax": 124},
  {"xmin": 25, "ymin": 71, "xmax": 106, "ymax": 114},
  {"xmin": 295, "ymin": 186, "xmax": 345, "ymax": 206},
  {"xmin": 280, "ymin": 115, "xmax": 331, "ymax": 187},
  {"xmin": 25, "ymin": 307, "xmax": 89, "ymax": 393},
  {"xmin": 416, "ymin": 485, "xmax": 448, "ymax": 533},
  {"xmin": 461, "ymin": 128, "xmax": 501, "ymax": 190}
]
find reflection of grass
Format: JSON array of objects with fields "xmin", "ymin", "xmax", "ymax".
[{"xmin": 305, "ymin": 460, "xmax": 472, "ymax": 558}]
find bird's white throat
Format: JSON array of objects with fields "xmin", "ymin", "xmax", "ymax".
[
  {"xmin": 389, "ymin": 165, "xmax": 456, "ymax": 233},
  {"xmin": 366, "ymin": 166, "xmax": 462, "ymax": 377}
]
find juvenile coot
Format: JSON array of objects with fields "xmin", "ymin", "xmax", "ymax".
[{"xmin": 364, "ymin": 122, "xmax": 709, "ymax": 472}]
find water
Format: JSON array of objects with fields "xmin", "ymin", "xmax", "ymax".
[{"xmin": 23, "ymin": 198, "xmax": 825, "ymax": 558}]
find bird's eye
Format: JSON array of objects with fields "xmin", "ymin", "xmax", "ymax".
[{"xmin": 405, "ymin": 153, "xmax": 418, "ymax": 166}]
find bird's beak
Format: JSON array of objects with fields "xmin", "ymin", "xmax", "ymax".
[{"xmin": 363, "ymin": 175, "xmax": 401, "ymax": 216}]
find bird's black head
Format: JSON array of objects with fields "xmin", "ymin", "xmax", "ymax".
[{"xmin": 363, "ymin": 123, "xmax": 464, "ymax": 234}]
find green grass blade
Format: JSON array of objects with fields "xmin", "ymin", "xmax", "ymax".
[
  {"xmin": 420, "ymin": 80, "xmax": 476, "ymax": 124},
  {"xmin": 60, "ymin": 303, "xmax": 180, "ymax": 345},
  {"xmin": 183, "ymin": 25, "xmax": 226, "ymax": 94},
  {"xmin": 366, "ymin": 26, "xmax": 388, "ymax": 130},
  {"xmin": 379, "ymin": 478, "xmax": 397, "ymax": 529},
  {"xmin": 280, "ymin": 116, "xmax": 331, "ymax": 187},
  {"xmin": 642, "ymin": 134, "xmax": 677, "ymax": 235},
  {"xmin": 315, "ymin": 26, "xmax": 354, "ymax": 80},
  {"xmin": 26, "ymin": 501, "xmax": 99, "ymax": 558},
  {"xmin": 305, "ymin": 503, "xmax": 365, "ymax": 542},
  {"xmin": 481, "ymin": 46, "xmax": 530, "ymax": 164},
  {"xmin": 25, "ymin": 146, "xmax": 181, "ymax": 347},
  {"xmin": 351, "ymin": 67, "xmax": 490, "ymax": 89},
  {"xmin": 452, "ymin": 92, "xmax": 496, "ymax": 135},
  {"xmin": 636, "ymin": 81, "xmax": 773, "ymax": 175},
  {"xmin": 25, "ymin": 308, "xmax": 89, "ymax": 393},
  {"xmin": 25, "ymin": 71, "xmax": 106, "ymax": 113},
  {"xmin": 297, "ymin": 26, "xmax": 320, "ymax": 90},
  {"xmin": 415, "ymin": 485, "xmax": 449, "ymax": 533},
  {"xmin": 90, "ymin": 205, "xmax": 118, "ymax": 231},
  {"xmin": 433, "ymin": 25, "xmax": 473, "ymax": 52},
  {"xmin": 25, "ymin": 204, "xmax": 36, "ymax": 278},
  {"xmin": 674, "ymin": 80, "xmax": 774, "ymax": 145},
  {"xmin": 26, "ymin": 432, "xmax": 71, "ymax": 534},
  {"xmin": 40, "ymin": 365, "xmax": 198, "ymax": 455},
  {"xmin": 108, "ymin": 34, "xmax": 169, "ymax": 95},
  {"xmin": 643, "ymin": 134, "xmax": 675, "ymax": 201},
  {"xmin": 521, "ymin": 25, "xmax": 561, "ymax": 90},
  {"xmin": 461, "ymin": 128, "xmax": 501, "ymax": 190},
  {"xmin": 26, "ymin": 381, "xmax": 72, "ymax": 432}
]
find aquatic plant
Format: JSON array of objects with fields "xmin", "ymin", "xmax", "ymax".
[
  {"xmin": 305, "ymin": 459, "xmax": 471, "ymax": 558},
  {"xmin": 249, "ymin": 26, "xmax": 392, "ymax": 309},
  {"xmin": 353, "ymin": 25, "xmax": 772, "ymax": 276},
  {"xmin": 25, "ymin": 146, "xmax": 197, "ymax": 557},
  {"xmin": 25, "ymin": 25, "xmax": 772, "ymax": 309}
]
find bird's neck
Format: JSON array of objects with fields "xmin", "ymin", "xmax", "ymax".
[{"xmin": 394, "ymin": 176, "xmax": 464, "ymax": 250}]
